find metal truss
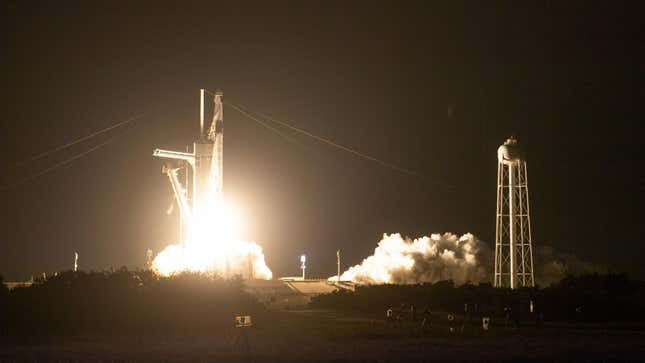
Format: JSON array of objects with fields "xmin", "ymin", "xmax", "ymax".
[{"xmin": 494, "ymin": 159, "xmax": 534, "ymax": 288}]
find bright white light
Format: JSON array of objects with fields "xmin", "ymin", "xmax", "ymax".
[
  {"xmin": 300, "ymin": 255, "xmax": 306, "ymax": 263},
  {"xmin": 153, "ymin": 196, "xmax": 272, "ymax": 279}
]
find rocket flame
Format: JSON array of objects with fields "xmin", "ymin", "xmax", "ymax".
[
  {"xmin": 151, "ymin": 170, "xmax": 272, "ymax": 278},
  {"xmin": 331, "ymin": 233, "xmax": 490, "ymax": 285},
  {"xmin": 153, "ymin": 198, "xmax": 273, "ymax": 279}
]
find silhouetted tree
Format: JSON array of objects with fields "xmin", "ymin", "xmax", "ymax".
[
  {"xmin": 2, "ymin": 270, "xmax": 264, "ymax": 336},
  {"xmin": 312, "ymin": 274, "xmax": 645, "ymax": 324}
]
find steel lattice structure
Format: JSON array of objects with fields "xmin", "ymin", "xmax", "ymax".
[{"xmin": 494, "ymin": 137, "xmax": 534, "ymax": 289}]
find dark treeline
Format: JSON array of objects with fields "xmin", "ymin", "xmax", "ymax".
[
  {"xmin": 312, "ymin": 274, "xmax": 645, "ymax": 323},
  {"xmin": 0, "ymin": 269, "xmax": 262, "ymax": 336},
  {"xmin": 2, "ymin": 272, "xmax": 644, "ymax": 337}
]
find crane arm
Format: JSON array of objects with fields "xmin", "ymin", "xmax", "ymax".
[{"xmin": 162, "ymin": 165, "xmax": 192, "ymax": 228}]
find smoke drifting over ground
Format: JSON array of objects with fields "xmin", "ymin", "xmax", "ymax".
[
  {"xmin": 535, "ymin": 246, "xmax": 607, "ymax": 286},
  {"xmin": 333, "ymin": 233, "xmax": 603, "ymax": 286},
  {"xmin": 333, "ymin": 233, "xmax": 491, "ymax": 285}
]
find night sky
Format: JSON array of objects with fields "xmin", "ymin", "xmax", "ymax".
[{"xmin": 2, "ymin": 2, "xmax": 642, "ymax": 280}]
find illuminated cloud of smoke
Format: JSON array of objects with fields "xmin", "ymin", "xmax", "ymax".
[
  {"xmin": 333, "ymin": 233, "xmax": 604, "ymax": 286},
  {"xmin": 332, "ymin": 233, "xmax": 491, "ymax": 285},
  {"xmin": 153, "ymin": 239, "xmax": 273, "ymax": 279}
]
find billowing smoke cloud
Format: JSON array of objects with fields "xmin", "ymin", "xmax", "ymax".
[
  {"xmin": 332, "ymin": 233, "xmax": 605, "ymax": 286},
  {"xmin": 153, "ymin": 240, "xmax": 273, "ymax": 279},
  {"xmin": 332, "ymin": 233, "xmax": 491, "ymax": 285}
]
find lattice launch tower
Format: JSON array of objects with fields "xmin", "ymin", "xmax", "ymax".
[{"xmin": 494, "ymin": 137, "xmax": 535, "ymax": 288}]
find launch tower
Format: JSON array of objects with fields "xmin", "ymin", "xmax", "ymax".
[
  {"xmin": 152, "ymin": 89, "xmax": 224, "ymax": 240},
  {"xmin": 494, "ymin": 137, "xmax": 535, "ymax": 288}
]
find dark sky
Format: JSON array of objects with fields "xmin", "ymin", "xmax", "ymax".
[{"xmin": 2, "ymin": 1, "xmax": 642, "ymax": 280}]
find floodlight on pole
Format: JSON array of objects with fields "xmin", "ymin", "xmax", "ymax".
[{"xmin": 300, "ymin": 255, "xmax": 306, "ymax": 279}]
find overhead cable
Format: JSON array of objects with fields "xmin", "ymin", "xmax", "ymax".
[
  {"xmin": 202, "ymin": 89, "xmax": 451, "ymax": 188},
  {"xmin": 11, "ymin": 113, "xmax": 146, "ymax": 168},
  {"xmin": 1, "ymin": 122, "xmax": 142, "ymax": 190},
  {"xmin": 222, "ymin": 102, "xmax": 314, "ymax": 151},
  {"xmin": 226, "ymin": 102, "xmax": 447, "ymax": 183}
]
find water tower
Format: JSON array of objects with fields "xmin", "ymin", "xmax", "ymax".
[{"xmin": 494, "ymin": 137, "xmax": 535, "ymax": 288}]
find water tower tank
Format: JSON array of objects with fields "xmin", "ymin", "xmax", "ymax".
[{"xmin": 497, "ymin": 137, "xmax": 523, "ymax": 164}]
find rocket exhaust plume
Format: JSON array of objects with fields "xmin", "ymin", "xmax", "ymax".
[
  {"xmin": 152, "ymin": 198, "xmax": 273, "ymax": 279},
  {"xmin": 151, "ymin": 90, "xmax": 272, "ymax": 279},
  {"xmin": 331, "ymin": 233, "xmax": 491, "ymax": 285}
]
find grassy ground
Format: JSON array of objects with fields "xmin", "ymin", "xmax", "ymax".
[{"xmin": 2, "ymin": 308, "xmax": 645, "ymax": 362}]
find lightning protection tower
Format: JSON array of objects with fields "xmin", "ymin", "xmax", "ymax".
[{"xmin": 494, "ymin": 137, "xmax": 534, "ymax": 289}]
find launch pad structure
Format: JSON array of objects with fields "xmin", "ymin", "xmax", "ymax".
[
  {"xmin": 153, "ymin": 89, "xmax": 224, "ymax": 243},
  {"xmin": 150, "ymin": 89, "xmax": 356, "ymax": 290}
]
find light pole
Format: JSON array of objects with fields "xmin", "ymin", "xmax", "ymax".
[{"xmin": 300, "ymin": 255, "xmax": 306, "ymax": 279}]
